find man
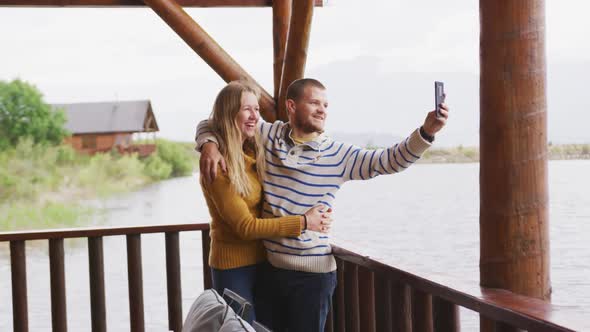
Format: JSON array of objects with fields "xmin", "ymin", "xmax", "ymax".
[{"xmin": 196, "ymin": 78, "xmax": 449, "ymax": 331}]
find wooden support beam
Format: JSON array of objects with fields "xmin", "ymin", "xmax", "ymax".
[
  {"xmin": 144, "ymin": 0, "xmax": 277, "ymax": 121},
  {"xmin": 272, "ymin": 0, "xmax": 291, "ymax": 103},
  {"xmin": 479, "ymin": 0, "xmax": 549, "ymax": 303},
  {"xmin": 0, "ymin": 0, "xmax": 324, "ymax": 7},
  {"xmin": 276, "ymin": 0, "xmax": 314, "ymax": 121}
]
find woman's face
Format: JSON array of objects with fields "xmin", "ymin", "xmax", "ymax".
[{"xmin": 236, "ymin": 92, "xmax": 260, "ymax": 141}]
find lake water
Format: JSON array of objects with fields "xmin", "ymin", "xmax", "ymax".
[{"xmin": 1, "ymin": 160, "xmax": 589, "ymax": 331}]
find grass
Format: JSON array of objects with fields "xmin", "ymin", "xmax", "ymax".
[
  {"xmin": 419, "ymin": 144, "xmax": 590, "ymax": 163},
  {"xmin": 0, "ymin": 138, "xmax": 198, "ymax": 231}
]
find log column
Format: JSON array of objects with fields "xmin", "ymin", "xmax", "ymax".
[
  {"xmin": 272, "ymin": 0, "xmax": 291, "ymax": 102},
  {"xmin": 479, "ymin": 0, "xmax": 549, "ymax": 327},
  {"xmin": 277, "ymin": 0, "xmax": 314, "ymax": 121}
]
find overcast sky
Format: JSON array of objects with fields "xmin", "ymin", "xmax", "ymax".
[{"xmin": 1, "ymin": 1, "xmax": 589, "ymax": 145}]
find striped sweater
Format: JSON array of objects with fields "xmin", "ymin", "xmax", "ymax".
[{"xmin": 196, "ymin": 120, "xmax": 432, "ymax": 273}]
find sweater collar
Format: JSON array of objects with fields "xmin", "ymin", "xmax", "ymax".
[{"xmin": 279, "ymin": 122, "xmax": 331, "ymax": 152}]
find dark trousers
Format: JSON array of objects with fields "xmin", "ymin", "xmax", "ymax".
[
  {"xmin": 267, "ymin": 265, "xmax": 337, "ymax": 332},
  {"xmin": 211, "ymin": 263, "xmax": 273, "ymax": 323}
]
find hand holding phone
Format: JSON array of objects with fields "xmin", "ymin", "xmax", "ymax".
[{"xmin": 435, "ymin": 81, "xmax": 445, "ymax": 118}]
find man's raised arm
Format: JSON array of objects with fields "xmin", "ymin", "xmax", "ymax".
[{"xmin": 343, "ymin": 104, "xmax": 449, "ymax": 181}]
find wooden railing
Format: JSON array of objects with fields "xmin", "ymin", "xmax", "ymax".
[
  {"xmin": 0, "ymin": 223, "xmax": 211, "ymax": 332},
  {"xmin": 1, "ymin": 223, "xmax": 584, "ymax": 332},
  {"xmin": 327, "ymin": 245, "xmax": 583, "ymax": 332}
]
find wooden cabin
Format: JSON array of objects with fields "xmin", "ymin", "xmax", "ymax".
[{"xmin": 55, "ymin": 100, "xmax": 159, "ymax": 157}]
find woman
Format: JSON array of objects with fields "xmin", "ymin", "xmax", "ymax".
[{"xmin": 200, "ymin": 80, "xmax": 331, "ymax": 320}]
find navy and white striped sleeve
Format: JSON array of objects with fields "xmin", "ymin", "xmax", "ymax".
[
  {"xmin": 344, "ymin": 128, "xmax": 432, "ymax": 181},
  {"xmin": 195, "ymin": 119, "xmax": 217, "ymax": 152}
]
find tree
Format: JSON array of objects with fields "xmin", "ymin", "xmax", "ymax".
[{"xmin": 0, "ymin": 79, "xmax": 68, "ymax": 150}]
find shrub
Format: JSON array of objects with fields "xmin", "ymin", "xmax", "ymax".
[
  {"xmin": 0, "ymin": 79, "xmax": 68, "ymax": 149},
  {"xmin": 154, "ymin": 139, "xmax": 193, "ymax": 176},
  {"xmin": 144, "ymin": 154, "xmax": 173, "ymax": 180}
]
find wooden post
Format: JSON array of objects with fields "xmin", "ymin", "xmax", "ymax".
[
  {"xmin": 143, "ymin": 0, "xmax": 277, "ymax": 121},
  {"xmin": 10, "ymin": 240, "xmax": 29, "ymax": 332},
  {"xmin": 412, "ymin": 288, "xmax": 433, "ymax": 332},
  {"xmin": 49, "ymin": 239, "xmax": 68, "ymax": 332},
  {"xmin": 334, "ymin": 257, "xmax": 346, "ymax": 332},
  {"xmin": 127, "ymin": 234, "xmax": 145, "ymax": 332},
  {"xmin": 480, "ymin": 0, "xmax": 549, "ymax": 328},
  {"xmin": 88, "ymin": 236, "xmax": 107, "ymax": 332},
  {"xmin": 201, "ymin": 229, "xmax": 212, "ymax": 290},
  {"xmin": 277, "ymin": 0, "xmax": 314, "ymax": 121},
  {"xmin": 165, "ymin": 232, "xmax": 183, "ymax": 332},
  {"xmin": 358, "ymin": 266, "xmax": 376, "ymax": 332},
  {"xmin": 343, "ymin": 261, "xmax": 360, "ymax": 332},
  {"xmin": 433, "ymin": 296, "xmax": 459, "ymax": 332},
  {"xmin": 374, "ymin": 273, "xmax": 392, "ymax": 332},
  {"xmin": 391, "ymin": 281, "xmax": 411, "ymax": 332},
  {"xmin": 272, "ymin": 0, "xmax": 291, "ymax": 103}
]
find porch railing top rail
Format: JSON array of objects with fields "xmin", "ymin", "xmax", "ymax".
[
  {"xmin": 332, "ymin": 244, "xmax": 585, "ymax": 332},
  {"xmin": 0, "ymin": 223, "xmax": 208, "ymax": 242}
]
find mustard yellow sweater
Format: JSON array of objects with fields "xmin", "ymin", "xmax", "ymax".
[{"xmin": 201, "ymin": 152, "xmax": 303, "ymax": 270}]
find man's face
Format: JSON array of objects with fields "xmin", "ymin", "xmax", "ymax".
[{"xmin": 288, "ymin": 86, "xmax": 329, "ymax": 134}]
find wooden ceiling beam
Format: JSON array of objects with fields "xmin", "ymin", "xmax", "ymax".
[
  {"xmin": 144, "ymin": 0, "xmax": 277, "ymax": 121},
  {"xmin": 0, "ymin": 0, "xmax": 323, "ymax": 7}
]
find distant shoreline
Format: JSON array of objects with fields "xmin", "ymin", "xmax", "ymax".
[{"xmin": 417, "ymin": 144, "xmax": 590, "ymax": 164}]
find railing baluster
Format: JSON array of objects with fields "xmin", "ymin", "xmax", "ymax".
[
  {"xmin": 375, "ymin": 272, "xmax": 392, "ymax": 332},
  {"xmin": 10, "ymin": 240, "xmax": 29, "ymax": 332},
  {"xmin": 343, "ymin": 261, "xmax": 360, "ymax": 332},
  {"xmin": 358, "ymin": 266, "xmax": 376, "ymax": 332},
  {"xmin": 486, "ymin": 319, "xmax": 521, "ymax": 332},
  {"xmin": 412, "ymin": 288, "xmax": 433, "ymax": 332},
  {"xmin": 49, "ymin": 238, "xmax": 67, "ymax": 332},
  {"xmin": 433, "ymin": 296, "xmax": 459, "ymax": 332},
  {"xmin": 333, "ymin": 257, "xmax": 346, "ymax": 332},
  {"xmin": 201, "ymin": 229, "xmax": 212, "ymax": 290},
  {"xmin": 127, "ymin": 234, "xmax": 145, "ymax": 332},
  {"xmin": 88, "ymin": 236, "xmax": 106, "ymax": 332},
  {"xmin": 391, "ymin": 281, "xmax": 411, "ymax": 332},
  {"xmin": 165, "ymin": 232, "xmax": 182, "ymax": 332}
]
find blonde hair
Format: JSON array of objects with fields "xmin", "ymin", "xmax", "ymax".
[{"xmin": 207, "ymin": 80, "xmax": 266, "ymax": 197}]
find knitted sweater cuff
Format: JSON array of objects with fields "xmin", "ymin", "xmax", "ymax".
[{"xmin": 279, "ymin": 216, "xmax": 303, "ymax": 236}]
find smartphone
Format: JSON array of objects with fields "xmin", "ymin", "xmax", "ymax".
[{"xmin": 435, "ymin": 81, "xmax": 445, "ymax": 118}]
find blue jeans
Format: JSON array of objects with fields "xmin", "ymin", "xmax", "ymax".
[
  {"xmin": 211, "ymin": 263, "xmax": 270, "ymax": 323},
  {"xmin": 268, "ymin": 265, "xmax": 337, "ymax": 332}
]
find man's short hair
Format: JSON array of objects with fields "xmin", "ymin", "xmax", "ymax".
[{"xmin": 286, "ymin": 78, "xmax": 326, "ymax": 102}]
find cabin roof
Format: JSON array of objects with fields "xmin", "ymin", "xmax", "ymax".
[{"xmin": 53, "ymin": 100, "xmax": 159, "ymax": 135}]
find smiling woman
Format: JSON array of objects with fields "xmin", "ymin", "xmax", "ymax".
[{"xmin": 198, "ymin": 80, "xmax": 332, "ymax": 325}]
